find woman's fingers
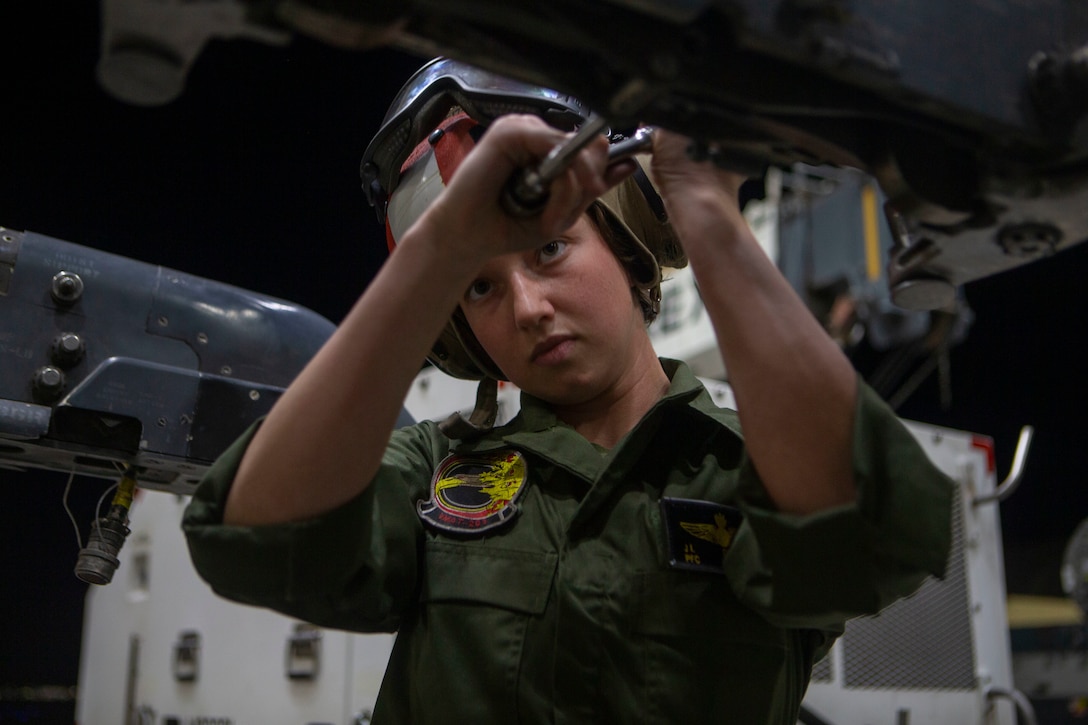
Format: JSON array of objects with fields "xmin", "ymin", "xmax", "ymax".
[{"xmin": 430, "ymin": 114, "xmax": 626, "ymax": 257}]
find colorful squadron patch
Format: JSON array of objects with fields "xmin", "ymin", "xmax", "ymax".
[
  {"xmin": 417, "ymin": 449, "xmax": 529, "ymax": 533},
  {"xmin": 660, "ymin": 497, "xmax": 743, "ymax": 574}
]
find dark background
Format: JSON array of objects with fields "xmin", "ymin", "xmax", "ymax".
[{"xmin": 2, "ymin": 2, "xmax": 1086, "ymax": 722}]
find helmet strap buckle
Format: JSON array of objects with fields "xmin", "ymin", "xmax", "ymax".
[{"xmin": 438, "ymin": 377, "xmax": 499, "ymax": 440}]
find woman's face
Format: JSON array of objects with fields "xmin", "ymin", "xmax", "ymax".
[{"xmin": 459, "ymin": 215, "xmax": 652, "ymax": 407}]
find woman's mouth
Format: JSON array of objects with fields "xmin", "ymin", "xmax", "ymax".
[{"xmin": 531, "ymin": 335, "xmax": 575, "ymax": 365}]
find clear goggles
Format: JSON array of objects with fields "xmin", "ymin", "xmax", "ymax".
[{"xmin": 360, "ymin": 57, "xmax": 593, "ymax": 223}]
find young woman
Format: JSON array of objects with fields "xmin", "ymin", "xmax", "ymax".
[{"xmin": 184, "ymin": 59, "xmax": 953, "ymax": 724}]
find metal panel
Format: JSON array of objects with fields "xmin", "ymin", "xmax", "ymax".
[{"xmin": 841, "ymin": 491, "xmax": 975, "ymax": 690}]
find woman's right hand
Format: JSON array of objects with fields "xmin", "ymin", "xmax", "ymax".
[{"xmin": 418, "ymin": 114, "xmax": 636, "ymax": 264}]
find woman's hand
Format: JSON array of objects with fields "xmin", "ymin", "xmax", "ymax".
[
  {"xmin": 419, "ymin": 114, "xmax": 636, "ymax": 264},
  {"xmin": 647, "ymin": 128, "xmax": 754, "ymax": 264},
  {"xmin": 649, "ymin": 129, "xmax": 747, "ymax": 199}
]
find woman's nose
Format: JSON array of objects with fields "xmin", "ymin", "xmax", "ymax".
[{"xmin": 509, "ymin": 272, "xmax": 554, "ymax": 329}]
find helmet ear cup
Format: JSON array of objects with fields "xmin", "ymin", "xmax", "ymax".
[
  {"xmin": 599, "ymin": 155, "xmax": 686, "ymax": 269},
  {"xmin": 448, "ymin": 309, "xmax": 506, "ymax": 380},
  {"xmin": 427, "ymin": 323, "xmax": 505, "ymax": 381},
  {"xmin": 595, "ymin": 154, "xmax": 685, "ymax": 321}
]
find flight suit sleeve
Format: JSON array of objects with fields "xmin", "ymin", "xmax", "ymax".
[
  {"xmin": 723, "ymin": 377, "xmax": 955, "ymax": 629},
  {"xmin": 181, "ymin": 420, "xmax": 446, "ymax": 633}
]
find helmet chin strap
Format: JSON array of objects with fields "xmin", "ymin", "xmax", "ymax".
[{"xmin": 438, "ymin": 377, "xmax": 499, "ymax": 440}]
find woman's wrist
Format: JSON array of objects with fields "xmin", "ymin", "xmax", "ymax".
[
  {"xmin": 399, "ymin": 203, "xmax": 493, "ymax": 277},
  {"xmin": 664, "ymin": 185, "xmax": 748, "ymax": 254}
]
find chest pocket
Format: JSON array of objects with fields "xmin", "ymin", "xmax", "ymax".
[
  {"xmin": 634, "ymin": 571, "xmax": 796, "ymax": 724},
  {"xmin": 422, "ymin": 539, "xmax": 557, "ymax": 611},
  {"xmin": 407, "ymin": 539, "xmax": 557, "ymax": 724}
]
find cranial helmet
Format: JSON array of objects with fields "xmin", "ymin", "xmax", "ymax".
[{"xmin": 360, "ymin": 58, "xmax": 684, "ymax": 434}]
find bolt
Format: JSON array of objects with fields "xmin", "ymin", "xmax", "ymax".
[
  {"xmin": 51, "ymin": 271, "xmax": 84, "ymax": 305},
  {"xmin": 51, "ymin": 332, "xmax": 86, "ymax": 368},
  {"xmin": 32, "ymin": 365, "xmax": 66, "ymax": 402}
]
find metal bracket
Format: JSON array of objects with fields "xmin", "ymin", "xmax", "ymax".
[
  {"xmin": 973, "ymin": 425, "xmax": 1034, "ymax": 506},
  {"xmin": 285, "ymin": 622, "xmax": 322, "ymax": 680}
]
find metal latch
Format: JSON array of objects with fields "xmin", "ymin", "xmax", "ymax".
[
  {"xmin": 285, "ymin": 623, "xmax": 322, "ymax": 680},
  {"xmin": 172, "ymin": 630, "xmax": 200, "ymax": 682}
]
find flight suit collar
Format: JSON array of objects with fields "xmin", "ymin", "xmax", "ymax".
[{"xmin": 452, "ymin": 359, "xmax": 743, "ymax": 486}]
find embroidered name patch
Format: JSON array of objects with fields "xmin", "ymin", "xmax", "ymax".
[
  {"xmin": 418, "ymin": 449, "xmax": 528, "ymax": 533},
  {"xmin": 659, "ymin": 497, "xmax": 743, "ymax": 574}
]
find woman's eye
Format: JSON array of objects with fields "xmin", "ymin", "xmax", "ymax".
[
  {"xmin": 466, "ymin": 279, "xmax": 492, "ymax": 301},
  {"xmin": 540, "ymin": 239, "xmax": 566, "ymax": 260}
]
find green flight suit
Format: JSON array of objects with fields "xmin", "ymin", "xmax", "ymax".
[{"xmin": 183, "ymin": 360, "xmax": 953, "ymax": 724}]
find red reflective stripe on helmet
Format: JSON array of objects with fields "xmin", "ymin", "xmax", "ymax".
[
  {"xmin": 386, "ymin": 113, "xmax": 481, "ymax": 251},
  {"xmin": 432, "ymin": 114, "xmax": 478, "ymax": 185},
  {"xmin": 385, "ymin": 219, "xmax": 397, "ymax": 254},
  {"xmin": 398, "ymin": 112, "xmax": 477, "ymax": 174}
]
